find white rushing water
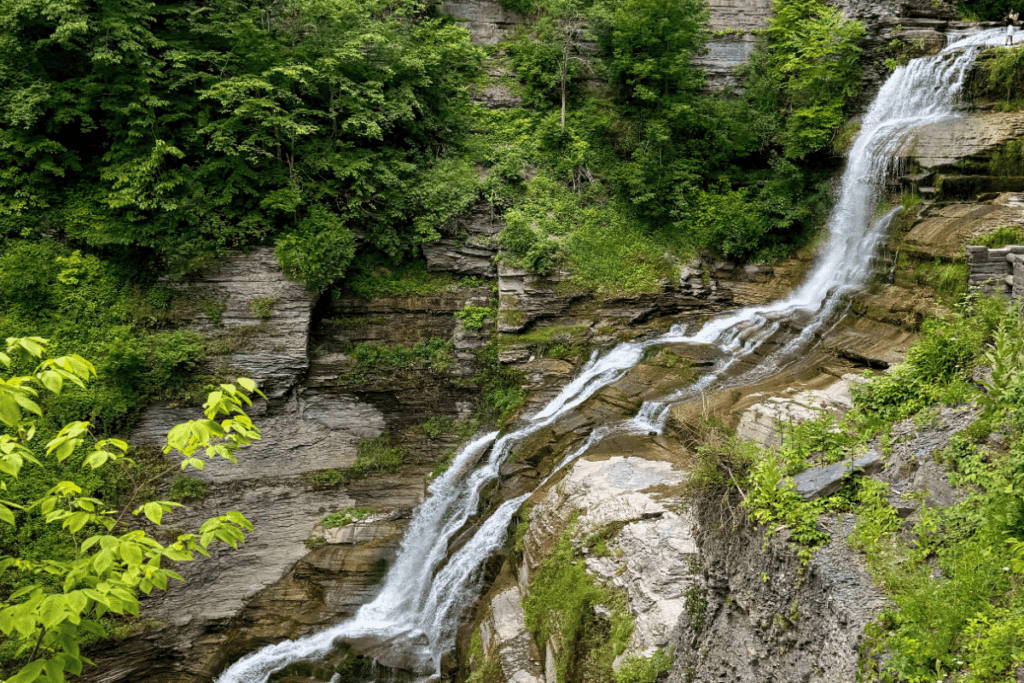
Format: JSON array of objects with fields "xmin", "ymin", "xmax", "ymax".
[{"xmin": 216, "ymin": 28, "xmax": 1006, "ymax": 683}]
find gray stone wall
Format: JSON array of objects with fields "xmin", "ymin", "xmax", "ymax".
[
  {"xmin": 708, "ymin": 0, "xmax": 773, "ymax": 30},
  {"xmin": 967, "ymin": 244, "xmax": 1024, "ymax": 297}
]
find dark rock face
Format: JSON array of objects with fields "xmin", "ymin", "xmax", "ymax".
[
  {"xmin": 422, "ymin": 201, "xmax": 503, "ymax": 278},
  {"xmin": 876, "ymin": 405, "xmax": 975, "ymax": 516},
  {"xmin": 670, "ymin": 515, "xmax": 887, "ymax": 683},
  {"xmin": 94, "ymin": 252, "xmax": 490, "ymax": 683}
]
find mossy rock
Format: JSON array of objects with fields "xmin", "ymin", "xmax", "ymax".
[{"xmin": 936, "ymin": 175, "xmax": 1024, "ymax": 200}]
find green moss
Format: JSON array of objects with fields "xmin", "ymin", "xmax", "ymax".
[
  {"xmin": 342, "ymin": 257, "xmax": 488, "ymax": 299},
  {"xmin": 523, "ymin": 528, "xmax": 634, "ymax": 683},
  {"xmin": 456, "ymin": 304, "xmax": 497, "ymax": 330},
  {"xmin": 324, "ymin": 315, "xmax": 390, "ymax": 329},
  {"xmin": 308, "ymin": 469, "xmax": 343, "ymax": 490},
  {"xmin": 338, "ymin": 338, "xmax": 454, "ymax": 383},
  {"xmin": 614, "ymin": 649, "xmax": 674, "ymax": 683},
  {"xmin": 466, "ymin": 629, "xmax": 503, "ymax": 683},
  {"xmin": 322, "ymin": 506, "xmax": 376, "ymax": 528},
  {"xmin": 168, "ymin": 475, "xmax": 208, "ymax": 503},
  {"xmin": 499, "ymin": 307, "xmax": 528, "ymax": 328},
  {"xmin": 248, "ymin": 297, "xmax": 276, "ymax": 321},
  {"xmin": 499, "ymin": 325, "xmax": 589, "ymax": 349},
  {"xmin": 343, "ymin": 437, "xmax": 405, "ymax": 479},
  {"xmin": 974, "ymin": 225, "xmax": 1024, "ymax": 249},
  {"xmin": 683, "ymin": 585, "xmax": 708, "ymax": 634},
  {"xmin": 199, "ymin": 298, "xmax": 228, "ymax": 326}
]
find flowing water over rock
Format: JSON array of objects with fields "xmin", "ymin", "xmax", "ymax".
[{"xmin": 214, "ymin": 28, "xmax": 1008, "ymax": 683}]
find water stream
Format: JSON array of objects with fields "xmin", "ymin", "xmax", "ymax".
[{"xmin": 215, "ymin": 28, "xmax": 1008, "ymax": 683}]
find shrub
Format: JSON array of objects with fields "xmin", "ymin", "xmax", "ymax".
[
  {"xmin": 249, "ymin": 297, "xmax": 276, "ymax": 321},
  {"xmin": 455, "ymin": 305, "xmax": 496, "ymax": 330},
  {"xmin": 975, "ymin": 45, "xmax": 1024, "ymax": 103},
  {"xmin": 344, "ymin": 437, "xmax": 405, "ymax": 478},
  {"xmin": 309, "ymin": 470, "xmax": 343, "ymax": 490},
  {"xmin": 975, "ymin": 225, "xmax": 1024, "ymax": 249},
  {"xmin": 276, "ymin": 206, "xmax": 357, "ymax": 293},
  {"xmin": 614, "ymin": 649, "xmax": 674, "ymax": 683}
]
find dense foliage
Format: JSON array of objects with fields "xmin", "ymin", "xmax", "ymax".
[
  {"xmin": 0, "ymin": 0, "xmax": 481, "ymax": 286},
  {"xmin": 494, "ymin": 0, "xmax": 862, "ymax": 281}
]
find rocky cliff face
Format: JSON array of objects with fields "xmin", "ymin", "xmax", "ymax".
[
  {"xmin": 86, "ymin": 253, "xmax": 489, "ymax": 682},
  {"xmin": 86, "ymin": 218, "xmax": 809, "ymax": 682},
  {"xmin": 83, "ymin": 5, "xmax": 1024, "ymax": 680}
]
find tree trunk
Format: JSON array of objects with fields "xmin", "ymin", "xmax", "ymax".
[{"xmin": 561, "ymin": 43, "xmax": 568, "ymax": 131}]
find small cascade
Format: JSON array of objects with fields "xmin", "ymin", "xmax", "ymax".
[{"xmin": 215, "ymin": 28, "xmax": 1008, "ymax": 683}]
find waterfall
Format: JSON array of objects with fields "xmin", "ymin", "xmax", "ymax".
[{"xmin": 215, "ymin": 28, "xmax": 1006, "ymax": 683}]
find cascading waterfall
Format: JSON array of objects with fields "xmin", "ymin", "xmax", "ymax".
[{"xmin": 216, "ymin": 28, "xmax": 1008, "ymax": 683}]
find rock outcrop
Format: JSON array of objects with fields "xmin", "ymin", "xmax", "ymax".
[
  {"xmin": 423, "ymin": 200, "xmax": 503, "ymax": 277},
  {"xmin": 163, "ymin": 246, "xmax": 316, "ymax": 399},
  {"xmin": 92, "ymin": 252, "xmax": 494, "ymax": 683},
  {"xmin": 496, "ymin": 256, "xmax": 811, "ymax": 335},
  {"xmin": 441, "ymin": 0, "xmax": 525, "ymax": 45},
  {"xmin": 465, "ymin": 447, "xmax": 698, "ymax": 683},
  {"xmin": 670, "ymin": 514, "xmax": 887, "ymax": 683},
  {"xmin": 735, "ymin": 373, "xmax": 867, "ymax": 447}
]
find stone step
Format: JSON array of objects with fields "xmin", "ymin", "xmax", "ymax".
[{"xmin": 919, "ymin": 186, "xmax": 938, "ymax": 198}]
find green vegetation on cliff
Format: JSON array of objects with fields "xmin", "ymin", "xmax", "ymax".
[
  {"xmin": 489, "ymin": 0, "xmax": 863, "ymax": 284},
  {"xmin": 689, "ymin": 296, "xmax": 1024, "ymax": 681},
  {"xmin": 0, "ymin": 340, "xmax": 262, "ymax": 682},
  {"xmin": 0, "ymin": 0, "xmax": 481, "ymax": 288}
]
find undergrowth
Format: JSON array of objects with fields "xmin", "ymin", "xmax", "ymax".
[
  {"xmin": 321, "ymin": 506, "xmax": 376, "ymax": 528},
  {"xmin": 522, "ymin": 527, "xmax": 636, "ymax": 683},
  {"xmin": 687, "ymin": 294, "xmax": 1024, "ymax": 681}
]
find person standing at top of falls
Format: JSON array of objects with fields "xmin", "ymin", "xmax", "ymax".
[{"xmin": 1007, "ymin": 8, "xmax": 1020, "ymax": 45}]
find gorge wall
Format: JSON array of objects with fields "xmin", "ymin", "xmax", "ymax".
[{"xmin": 80, "ymin": 4, "xmax": 1024, "ymax": 683}]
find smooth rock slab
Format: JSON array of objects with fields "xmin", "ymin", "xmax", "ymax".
[{"xmin": 785, "ymin": 452, "xmax": 884, "ymax": 501}]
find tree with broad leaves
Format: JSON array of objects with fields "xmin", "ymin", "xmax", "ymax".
[{"xmin": 0, "ymin": 336, "xmax": 263, "ymax": 683}]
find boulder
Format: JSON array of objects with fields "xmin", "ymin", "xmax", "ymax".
[
  {"xmin": 905, "ymin": 200, "xmax": 1024, "ymax": 260},
  {"xmin": 893, "ymin": 112, "xmax": 1024, "ymax": 171},
  {"xmin": 441, "ymin": 0, "xmax": 525, "ymax": 44},
  {"xmin": 785, "ymin": 452, "xmax": 884, "ymax": 501},
  {"xmin": 736, "ymin": 374, "xmax": 866, "ymax": 447}
]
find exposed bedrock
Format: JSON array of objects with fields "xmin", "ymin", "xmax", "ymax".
[
  {"xmin": 90, "ymin": 252, "xmax": 491, "ymax": 682},
  {"xmin": 496, "ymin": 255, "xmax": 812, "ymax": 336}
]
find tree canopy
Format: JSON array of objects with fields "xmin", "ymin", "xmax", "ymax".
[{"xmin": 0, "ymin": 0, "xmax": 482, "ymax": 285}]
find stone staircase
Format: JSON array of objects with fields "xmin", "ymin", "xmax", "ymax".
[{"xmin": 967, "ymin": 244, "xmax": 1024, "ymax": 296}]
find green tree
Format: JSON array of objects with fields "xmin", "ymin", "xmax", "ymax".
[
  {"xmin": 0, "ymin": 337, "xmax": 263, "ymax": 683},
  {"xmin": 0, "ymin": 0, "xmax": 483, "ymax": 280},
  {"xmin": 588, "ymin": 0, "xmax": 708, "ymax": 105},
  {"xmin": 765, "ymin": 0, "xmax": 865, "ymax": 158}
]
